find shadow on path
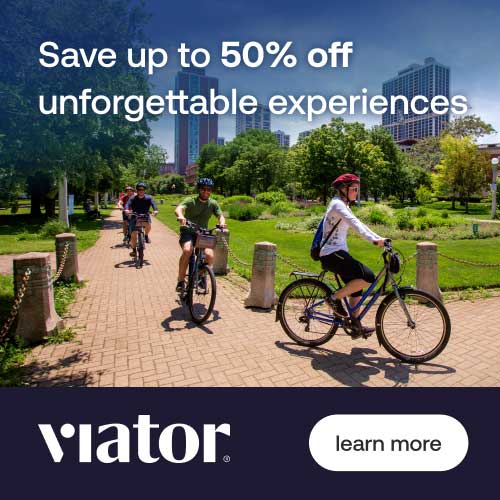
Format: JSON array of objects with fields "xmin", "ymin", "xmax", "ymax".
[
  {"xmin": 161, "ymin": 306, "xmax": 221, "ymax": 335},
  {"xmin": 275, "ymin": 340, "xmax": 455, "ymax": 387}
]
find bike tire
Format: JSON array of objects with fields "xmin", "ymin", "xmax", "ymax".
[
  {"xmin": 277, "ymin": 278, "xmax": 338, "ymax": 347},
  {"xmin": 137, "ymin": 233, "xmax": 145, "ymax": 268},
  {"xmin": 375, "ymin": 288, "xmax": 451, "ymax": 364},
  {"xmin": 188, "ymin": 265, "xmax": 216, "ymax": 324}
]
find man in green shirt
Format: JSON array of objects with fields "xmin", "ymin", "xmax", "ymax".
[{"xmin": 174, "ymin": 178, "xmax": 226, "ymax": 292}]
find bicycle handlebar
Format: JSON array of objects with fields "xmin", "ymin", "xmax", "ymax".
[{"xmin": 182, "ymin": 220, "xmax": 225, "ymax": 233}]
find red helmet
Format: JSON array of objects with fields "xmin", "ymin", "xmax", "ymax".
[{"xmin": 332, "ymin": 173, "xmax": 360, "ymax": 189}]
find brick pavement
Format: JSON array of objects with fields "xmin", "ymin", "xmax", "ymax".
[{"xmin": 25, "ymin": 210, "xmax": 500, "ymax": 387}]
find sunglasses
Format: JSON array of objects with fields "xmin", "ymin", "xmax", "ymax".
[{"xmin": 349, "ymin": 186, "xmax": 359, "ymax": 192}]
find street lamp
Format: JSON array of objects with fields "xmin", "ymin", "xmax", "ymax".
[{"xmin": 492, "ymin": 157, "xmax": 498, "ymax": 219}]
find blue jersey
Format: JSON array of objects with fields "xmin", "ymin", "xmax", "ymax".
[{"xmin": 125, "ymin": 194, "xmax": 158, "ymax": 214}]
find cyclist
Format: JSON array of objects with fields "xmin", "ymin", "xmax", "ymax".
[
  {"xmin": 124, "ymin": 182, "xmax": 158, "ymax": 258},
  {"xmin": 174, "ymin": 177, "xmax": 226, "ymax": 293},
  {"xmin": 117, "ymin": 186, "xmax": 135, "ymax": 242},
  {"xmin": 319, "ymin": 173, "xmax": 386, "ymax": 337}
]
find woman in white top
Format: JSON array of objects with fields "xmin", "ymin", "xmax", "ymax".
[{"xmin": 320, "ymin": 173, "xmax": 386, "ymax": 337}]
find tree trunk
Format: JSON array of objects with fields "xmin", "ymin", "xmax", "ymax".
[
  {"xmin": 322, "ymin": 185, "xmax": 327, "ymax": 205},
  {"xmin": 451, "ymin": 198, "xmax": 456, "ymax": 210},
  {"xmin": 465, "ymin": 196, "xmax": 469, "ymax": 214},
  {"xmin": 44, "ymin": 196, "xmax": 56, "ymax": 217},
  {"xmin": 30, "ymin": 186, "xmax": 42, "ymax": 216}
]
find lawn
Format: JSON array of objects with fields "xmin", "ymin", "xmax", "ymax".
[
  {"xmin": 0, "ymin": 206, "xmax": 111, "ymax": 255},
  {"xmin": 156, "ymin": 196, "xmax": 500, "ymax": 292}
]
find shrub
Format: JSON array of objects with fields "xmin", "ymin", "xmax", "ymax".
[
  {"xmin": 221, "ymin": 195, "xmax": 254, "ymax": 209},
  {"xmin": 441, "ymin": 211, "xmax": 449, "ymax": 219},
  {"xmin": 416, "ymin": 206, "xmax": 428, "ymax": 217},
  {"xmin": 270, "ymin": 201, "xmax": 295, "ymax": 215},
  {"xmin": 227, "ymin": 203, "xmax": 265, "ymax": 220},
  {"xmin": 10, "ymin": 201, "xmax": 19, "ymax": 214},
  {"xmin": 301, "ymin": 215, "xmax": 323, "ymax": 231},
  {"xmin": 256, "ymin": 191, "xmax": 287, "ymax": 205},
  {"xmin": 357, "ymin": 204, "xmax": 395, "ymax": 225},
  {"xmin": 275, "ymin": 222, "xmax": 294, "ymax": 231},
  {"xmin": 396, "ymin": 210, "xmax": 414, "ymax": 230},
  {"xmin": 416, "ymin": 185, "xmax": 433, "ymax": 205},
  {"xmin": 39, "ymin": 219, "xmax": 68, "ymax": 238}
]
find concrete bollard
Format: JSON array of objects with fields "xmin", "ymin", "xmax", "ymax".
[
  {"xmin": 55, "ymin": 233, "xmax": 83, "ymax": 283},
  {"xmin": 244, "ymin": 242, "xmax": 278, "ymax": 309},
  {"xmin": 416, "ymin": 242, "xmax": 443, "ymax": 302},
  {"xmin": 213, "ymin": 229, "xmax": 230, "ymax": 275},
  {"xmin": 13, "ymin": 253, "xmax": 64, "ymax": 343}
]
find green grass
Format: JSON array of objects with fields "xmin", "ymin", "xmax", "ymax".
[
  {"xmin": 0, "ymin": 206, "xmax": 111, "ymax": 255},
  {"xmin": 0, "ymin": 277, "xmax": 84, "ymax": 386},
  {"xmin": 157, "ymin": 201, "xmax": 500, "ymax": 292}
]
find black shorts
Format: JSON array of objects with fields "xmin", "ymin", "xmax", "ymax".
[
  {"xmin": 320, "ymin": 250, "xmax": 376, "ymax": 297},
  {"xmin": 179, "ymin": 231, "xmax": 197, "ymax": 247}
]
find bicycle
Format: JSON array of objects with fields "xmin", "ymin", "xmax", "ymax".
[
  {"xmin": 276, "ymin": 239, "xmax": 451, "ymax": 364},
  {"xmin": 178, "ymin": 220, "xmax": 223, "ymax": 324},
  {"xmin": 129, "ymin": 212, "xmax": 149, "ymax": 268}
]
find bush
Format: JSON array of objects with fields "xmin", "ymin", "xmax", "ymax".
[
  {"xmin": 256, "ymin": 191, "xmax": 287, "ymax": 206},
  {"xmin": 227, "ymin": 203, "xmax": 265, "ymax": 220},
  {"xmin": 396, "ymin": 210, "xmax": 414, "ymax": 230},
  {"xmin": 416, "ymin": 207, "xmax": 428, "ymax": 217},
  {"xmin": 38, "ymin": 219, "xmax": 68, "ymax": 238},
  {"xmin": 301, "ymin": 215, "xmax": 323, "ymax": 231},
  {"xmin": 221, "ymin": 195, "xmax": 254, "ymax": 209},
  {"xmin": 441, "ymin": 211, "xmax": 449, "ymax": 219},
  {"xmin": 357, "ymin": 204, "xmax": 395, "ymax": 225},
  {"xmin": 270, "ymin": 201, "xmax": 295, "ymax": 216},
  {"xmin": 416, "ymin": 185, "xmax": 433, "ymax": 205}
]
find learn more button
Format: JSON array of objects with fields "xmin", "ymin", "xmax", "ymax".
[{"xmin": 309, "ymin": 414, "xmax": 468, "ymax": 472}]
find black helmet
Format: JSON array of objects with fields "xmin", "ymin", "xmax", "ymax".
[
  {"xmin": 136, "ymin": 182, "xmax": 146, "ymax": 190},
  {"xmin": 197, "ymin": 177, "xmax": 214, "ymax": 188}
]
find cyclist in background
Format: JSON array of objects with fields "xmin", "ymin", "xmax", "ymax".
[
  {"xmin": 117, "ymin": 186, "xmax": 135, "ymax": 242},
  {"xmin": 320, "ymin": 173, "xmax": 386, "ymax": 336},
  {"xmin": 174, "ymin": 178, "xmax": 226, "ymax": 293},
  {"xmin": 124, "ymin": 182, "xmax": 158, "ymax": 258}
]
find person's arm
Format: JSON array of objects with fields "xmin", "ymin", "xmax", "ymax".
[
  {"xmin": 333, "ymin": 202, "xmax": 384, "ymax": 244},
  {"xmin": 150, "ymin": 196, "xmax": 158, "ymax": 215},
  {"xmin": 124, "ymin": 197, "xmax": 133, "ymax": 215},
  {"xmin": 175, "ymin": 200, "xmax": 188, "ymax": 225},
  {"xmin": 213, "ymin": 200, "xmax": 226, "ymax": 228}
]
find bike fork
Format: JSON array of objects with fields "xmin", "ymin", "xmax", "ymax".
[{"xmin": 393, "ymin": 285, "xmax": 416, "ymax": 329}]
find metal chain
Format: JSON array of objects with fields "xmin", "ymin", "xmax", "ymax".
[
  {"xmin": 274, "ymin": 252, "xmax": 310, "ymax": 273},
  {"xmin": 220, "ymin": 237, "xmax": 252, "ymax": 267},
  {"xmin": 438, "ymin": 252, "xmax": 500, "ymax": 268},
  {"xmin": 52, "ymin": 242, "xmax": 70, "ymax": 283},
  {"xmin": 0, "ymin": 268, "xmax": 32, "ymax": 343},
  {"xmin": 402, "ymin": 252, "xmax": 417, "ymax": 264}
]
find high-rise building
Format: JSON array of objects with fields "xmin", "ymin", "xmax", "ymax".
[
  {"xmin": 236, "ymin": 104, "xmax": 271, "ymax": 134},
  {"xmin": 273, "ymin": 130, "xmax": 290, "ymax": 149},
  {"xmin": 299, "ymin": 130, "xmax": 312, "ymax": 140},
  {"xmin": 217, "ymin": 137, "xmax": 225, "ymax": 146},
  {"xmin": 382, "ymin": 57, "xmax": 450, "ymax": 144},
  {"xmin": 174, "ymin": 68, "xmax": 218, "ymax": 176}
]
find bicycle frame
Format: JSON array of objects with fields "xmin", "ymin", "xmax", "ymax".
[{"xmin": 304, "ymin": 254, "xmax": 402, "ymax": 327}]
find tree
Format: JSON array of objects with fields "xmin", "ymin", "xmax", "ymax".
[
  {"xmin": 291, "ymin": 118, "xmax": 386, "ymax": 203},
  {"xmin": 446, "ymin": 115, "xmax": 496, "ymax": 139},
  {"xmin": 407, "ymin": 136, "xmax": 443, "ymax": 172},
  {"xmin": 435, "ymin": 135, "xmax": 490, "ymax": 212},
  {"xmin": 0, "ymin": 0, "xmax": 154, "ymax": 215}
]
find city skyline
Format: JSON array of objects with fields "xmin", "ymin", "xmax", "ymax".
[{"xmin": 146, "ymin": 0, "xmax": 500, "ymax": 158}]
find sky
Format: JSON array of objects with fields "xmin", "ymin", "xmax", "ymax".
[{"xmin": 143, "ymin": 0, "xmax": 500, "ymax": 158}]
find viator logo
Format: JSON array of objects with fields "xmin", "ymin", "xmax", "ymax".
[{"xmin": 38, "ymin": 415, "xmax": 231, "ymax": 464}]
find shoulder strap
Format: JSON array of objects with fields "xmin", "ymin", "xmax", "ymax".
[{"xmin": 320, "ymin": 218, "xmax": 341, "ymax": 250}]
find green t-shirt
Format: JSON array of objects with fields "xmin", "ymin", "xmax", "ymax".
[{"xmin": 179, "ymin": 196, "xmax": 222, "ymax": 233}]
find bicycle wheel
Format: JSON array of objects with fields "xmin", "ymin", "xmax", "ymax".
[
  {"xmin": 137, "ymin": 232, "xmax": 145, "ymax": 268},
  {"xmin": 376, "ymin": 288, "xmax": 451, "ymax": 363},
  {"xmin": 188, "ymin": 265, "xmax": 216, "ymax": 324},
  {"xmin": 277, "ymin": 278, "xmax": 338, "ymax": 347}
]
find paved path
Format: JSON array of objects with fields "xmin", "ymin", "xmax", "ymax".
[{"xmin": 25, "ymin": 210, "xmax": 500, "ymax": 387}]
